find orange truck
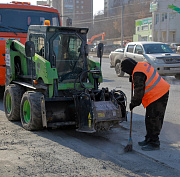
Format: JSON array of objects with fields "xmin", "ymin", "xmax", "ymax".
[{"xmin": 0, "ymin": 1, "xmax": 61, "ymax": 89}]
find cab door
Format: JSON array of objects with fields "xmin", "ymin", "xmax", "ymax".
[
  {"xmin": 133, "ymin": 44, "xmax": 145, "ymax": 62},
  {"xmin": 124, "ymin": 44, "xmax": 135, "ymax": 59}
]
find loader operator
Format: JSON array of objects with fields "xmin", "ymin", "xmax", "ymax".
[{"xmin": 121, "ymin": 58, "xmax": 170, "ymax": 151}]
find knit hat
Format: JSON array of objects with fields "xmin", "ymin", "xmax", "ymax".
[{"xmin": 121, "ymin": 58, "xmax": 137, "ymax": 75}]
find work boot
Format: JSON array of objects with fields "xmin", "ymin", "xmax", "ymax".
[
  {"xmin": 138, "ymin": 138, "xmax": 150, "ymax": 146},
  {"xmin": 141, "ymin": 141, "xmax": 160, "ymax": 151}
]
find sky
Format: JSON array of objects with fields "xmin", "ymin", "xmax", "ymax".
[
  {"xmin": 0, "ymin": 0, "xmax": 104, "ymax": 15},
  {"xmin": 93, "ymin": 0, "xmax": 104, "ymax": 15}
]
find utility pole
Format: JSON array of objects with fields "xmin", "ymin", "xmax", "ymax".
[
  {"xmin": 121, "ymin": 5, "xmax": 124, "ymax": 47},
  {"xmin": 47, "ymin": 0, "xmax": 50, "ymax": 5}
]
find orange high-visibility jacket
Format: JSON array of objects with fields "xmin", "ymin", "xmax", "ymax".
[{"xmin": 132, "ymin": 62, "xmax": 170, "ymax": 108}]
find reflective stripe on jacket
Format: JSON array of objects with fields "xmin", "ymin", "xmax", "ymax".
[{"xmin": 132, "ymin": 62, "xmax": 170, "ymax": 108}]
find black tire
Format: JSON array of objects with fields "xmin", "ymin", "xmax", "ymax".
[
  {"xmin": 175, "ymin": 74, "xmax": 180, "ymax": 80},
  {"xmin": 115, "ymin": 62, "xmax": 124, "ymax": 77},
  {"xmin": 20, "ymin": 91, "xmax": 43, "ymax": 131},
  {"xmin": 0, "ymin": 86, "xmax": 5, "ymax": 98},
  {"xmin": 3, "ymin": 84, "xmax": 24, "ymax": 121}
]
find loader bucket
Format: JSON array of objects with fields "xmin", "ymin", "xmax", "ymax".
[
  {"xmin": 93, "ymin": 101, "xmax": 122, "ymax": 131},
  {"xmin": 75, "ymin": 93, "xmax": 96, "ymax": 133}
]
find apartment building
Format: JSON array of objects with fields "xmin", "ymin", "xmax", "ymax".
[
  {"xmin": 52, "ymin": 0, "xmax": 93, "ymax": 28},
  {"xmin": 151, "ymin": 0, "xmax": 180, "ymax": 42},
  {"xmin": 133, "ymin": 17, "xmax": 152, "ymax": 42},
  {"xmin": 104, "ymin": 0, "xmax": 131, "ymax": 17}
]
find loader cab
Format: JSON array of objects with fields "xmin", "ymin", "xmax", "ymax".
[{"xmin": 27, "ymin": 25, "xmax": 89, "ymax": 83}]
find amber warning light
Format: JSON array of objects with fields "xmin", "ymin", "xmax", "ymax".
[
  {"xmin": 11, "ymin": 1, "xmax": 31, "ymax": 5},
  {"xmin": 44, "ymin": 20, "xmax": 50, "ymax": 26}
]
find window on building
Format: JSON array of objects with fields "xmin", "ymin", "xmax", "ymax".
[
  {"xmin": 155, "ymin": 14, "xmax": 159, "ymax": 24},
  {"xmin": 76, "ymin": 6, "xmax": 79, "ymax": 8},
  {"xmin": 141, "ymin": 24, "xmax": 148, "ymax": 31},
  {"xmin": 162, "ymin": 13, "xmax": 164, "ymax": 22},
  {"xmin": 137, "ymin": 26, "xmax": 140, "ymax": 32},
  {"xmin": 76, "ymin": 0, "xmax": 79, "ymax": 3},
  {"xmin": 81, "ymin": 6, "xmax": 83, "ymax": 9},
  {"xmin": 141, "ymin": 36, "xmax": 148, "ymax": 41},
  {"xmin": 81, "ymin": 1, "xmax": 83, "ymax": 3},
  {"xmin": 127, "ymin": 45, "xmax": 135, "ymax": 53},
  {"xmin": 170, "ymin": 13, "xmax": 176, "ymax": 19},
  {"xmin": 150, "ymin": 24, "xmax": 152, "ymax": 30},
  {"xmin": 161, "ymin": 13, "xmax": 167, "ymax": 22},
  {"xmin": 173, "ymin": 32, "xmax": 176, "ymax": 42}
]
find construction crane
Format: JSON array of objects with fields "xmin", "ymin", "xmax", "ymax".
[{"xmin": 87, "ymin": 32, "xmax": 105, "ymax": 45}]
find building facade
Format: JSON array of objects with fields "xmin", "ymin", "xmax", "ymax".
[
  {"xmin": 151, "ymin": 0, "xmax": 180, "ymax": 43},
  {"xmin": 52, "ymin": 0, "xmax": 93, "ymax": 28},
  {"xmin": 133, "ymin": 17, "xmax": 152, "ymax": 42},
  {"xmin": 104, "ymin": 0, "xmax": 133, "ymax": 17}
]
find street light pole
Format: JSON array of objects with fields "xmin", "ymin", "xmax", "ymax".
[
  {"xmin": 121, "ymin": 5, "xmax": 124, "ymax": 47},
  {"xmin": 47, "ymin": 0, "xmax": 50, "ymax": 5},
  {"xmin": 61, "ymin": 15, "xmax": 72, "ymax": 26}
]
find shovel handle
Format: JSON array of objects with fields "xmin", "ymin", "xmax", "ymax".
[{"xmin": 129, "ymin": 80, "xmax": 133, "ymax": 138}]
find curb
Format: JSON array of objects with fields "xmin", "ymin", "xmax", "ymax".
[{"xmin": 89, "ymin": 53, "xmax": 109, "ymax": 58}]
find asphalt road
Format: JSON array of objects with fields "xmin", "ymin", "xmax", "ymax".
[
  {"xmin": 94, "ymin": 55, "xmax": 180, "ymax": 170},
  {"xmin": 0, "ymin": 56, "xmax": 180, "ymax": 176}
]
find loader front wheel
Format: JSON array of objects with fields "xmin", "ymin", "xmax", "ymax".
[
  {"xmin": 20, "ymin": 91, "xmax": 43, "ymax": 131},
  {"xmin": 4, "ymin": 84, "xmax": 24, "ymax": 121}
]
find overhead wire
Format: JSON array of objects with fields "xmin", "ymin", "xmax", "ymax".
[
  {"xmin": 62, "ymin": 0, "xmax": 177, "ymax": 26},
  {"xmin": 73, "ymin": 11, "xmax": 152, "ymax": 25},
  {"xmin": 71, "ymin": 1, "xmax": 170, "ymax": 25},
  {"xmin": 63, "ymin": 0, "xmax": 153, "ymax": 17},
  {"xmin": 72, "ymin": 5, "xmax": 178, "ymax": 26}
]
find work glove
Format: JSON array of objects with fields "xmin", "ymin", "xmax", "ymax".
[{"xmin": 129, "ymin": 103, "xmax": 135, "ymax": 111}]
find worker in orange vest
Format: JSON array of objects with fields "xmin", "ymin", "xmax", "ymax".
[{"xmin": 121, "ymin": 58, "xmax": 170, "ymax": 151}]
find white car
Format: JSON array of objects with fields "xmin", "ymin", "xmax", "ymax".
[
  {"xmin": 124, "ymin": 41, "xmax": 180, "ymax": 79},
  {"xmin": 109, "ymin": 48, "xmax": 125, "ymax": 76},
  {"xmin": 90, "ymin": 45, "xmax": 97, "ymax": 52}
]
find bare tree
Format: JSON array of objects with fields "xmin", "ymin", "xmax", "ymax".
[{"xmin": 89, "ymin": 0, "xmax": 152, "ymax": 43}]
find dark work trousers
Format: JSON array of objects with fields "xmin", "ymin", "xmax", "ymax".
[{"xmin": 145, "ymin": 91, "xmax": 169, "ymax": 143}]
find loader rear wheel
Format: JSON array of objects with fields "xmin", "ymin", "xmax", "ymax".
[
  {"xmin": 20, "ymin": 91, "xmax": 43, "ymax": 131},
  {"xmin": 115, "ymin": 62, "xmax": 124, "ymax": 77},
  {"xmin": 4, "ymin": 84, "xmax": 24, "ymax": 121}
]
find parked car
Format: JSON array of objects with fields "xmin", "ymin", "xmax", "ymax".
[
  {"xmin": 170, "ymin": 43, "xmax": 180, "ymax": 49},
  {"xmin": 167, "ymin": 43, "xmax": 180, "ymax": 52},
  {"xmin": 124, "ymin": 41, "xmax": 180, "ymax": 79},
  {"xmin": 103, "ymin": 44, "xmax": 120, "ymax": 54},
  {"xmin": 109, "ymin": 48, "xmax": 125, "ymax": 76},
  {"xmin": 90, "ymin": 45, "xmax": 98, "ymax": 52},
  {"xmin": 88, "ymin": 44, "xmax": 94, "ymax": 52}
]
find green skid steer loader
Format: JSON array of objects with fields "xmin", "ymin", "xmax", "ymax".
[{"xmin": 4, "ymin": 25, "xmax": 127, "ymax": 133}]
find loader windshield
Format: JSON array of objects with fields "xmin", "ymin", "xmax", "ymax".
[{"xmin": 53, "ymin": 33, "xmax": 83, "ymax": 82}]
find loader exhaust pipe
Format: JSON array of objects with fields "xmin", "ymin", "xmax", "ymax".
[
  {"xmin": 25, "ymin": 41, "xmax": 35, "ymax": 85},
  {"xmin": 97, "ymin": 43, "xmax": 104, "ymax": 68}
]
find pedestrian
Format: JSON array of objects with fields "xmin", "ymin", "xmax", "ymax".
[{"xmin": 121, "ymin": 58, "xmax": 170, "ymax": 151}]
